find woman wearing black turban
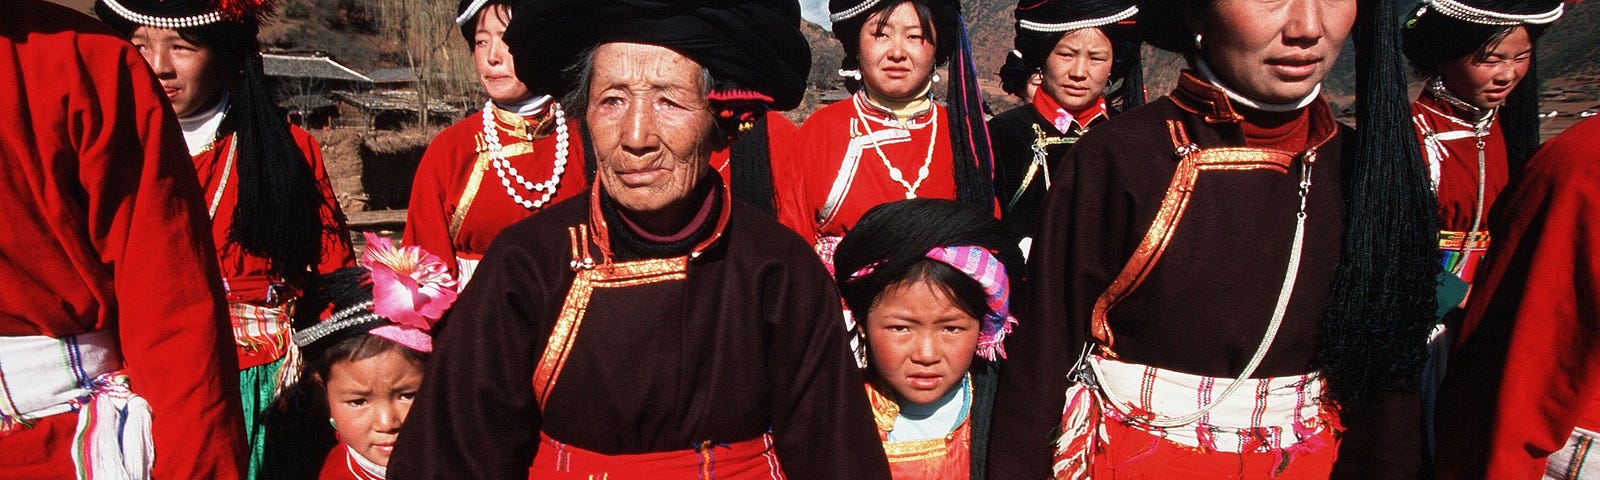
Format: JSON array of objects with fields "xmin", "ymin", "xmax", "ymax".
[{"xmin": 388, "ymin": 1, "xmax": 889, "ymax": 478}]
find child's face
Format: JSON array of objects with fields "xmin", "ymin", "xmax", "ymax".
[
  {"xmin": 325, "ymin": 348, "xmax": 424, "ymax": 467},
  {"xmin": 865, "ymin": 280, "xmax": 979, "ymax": 405}
]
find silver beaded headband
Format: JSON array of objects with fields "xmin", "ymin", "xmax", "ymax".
[
  {"xmin": 100, "ymin": 0, "xmax": 227, "ymax": 29},
  {"xmin": 1415, "ymin": 0, "xmax": 1563, "ymax": 26},
  {"xmin": 830, "ymin": 0, "xmax": 886, "ymax": 23},
  {"xmin": 291, "ymin": 300, "xmax": 382, "ymax": 348},
  {"xmin": 1018, "ymin": 5, "xmax": 1139, "ymax": 33},
  {"xmin": 455, "ymin": 0, "xmax": 492, "ymax": 27}
]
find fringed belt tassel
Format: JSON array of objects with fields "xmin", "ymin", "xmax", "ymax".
[{"xmin": 0, "ymin": 331, "xmax": 153, "ymax": 479}]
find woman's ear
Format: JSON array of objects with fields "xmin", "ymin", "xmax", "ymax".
[
  {"xmin": 313, "ymin": 372, "xmax": 325, "ymax": 388},
  {"xmin": 1029, "ymin": 72, "xmax": 1044, "ymax": 86}
]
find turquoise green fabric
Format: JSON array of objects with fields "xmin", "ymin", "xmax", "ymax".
[
  {"xmin": 1436, "ymin": 271, "xmax": 1470, "ymax": 321},
  {"xmin": 240, "ymin": 357, "xmax": 286, "ymax": 480}
]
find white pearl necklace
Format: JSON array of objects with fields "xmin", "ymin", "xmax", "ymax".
[
  {"xmin": 853, "ymin": 96, "xmax": 939, "ymax": 199},
  {"xmin": 483, "ymin": 100, "xmax": 570, "ymax": 210}
]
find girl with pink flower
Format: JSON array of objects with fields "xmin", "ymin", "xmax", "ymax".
[{"xmin": 283, "ymin": 234, "xmax": 457, "ymax": 479}]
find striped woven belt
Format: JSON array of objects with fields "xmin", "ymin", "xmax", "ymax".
[
  {"xmin": 0, "ymin": 330, "xmax": 119, "ymax": 431},
  {"xmin": 1439, "ymin": 230, "xmax": 1491, "ymax": 281},
  {"xmin": 230, "ymin": 302, "xmax": 294, "ymax": 370}
]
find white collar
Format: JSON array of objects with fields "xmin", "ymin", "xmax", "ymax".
[
  {"xmin": 347, "ymin": 445, "xmax": 387, "ymax": 478},
  {"xmin": 178, "ymin": 93, "xmax": 229, "ymax": 156},
  {"xmin": 494, "ymin": 95, "xmax": 552, "ymax": 118},
  {"xmin": 1194, "ymin": 58, "xmax": 1320, "ymax": 113}
]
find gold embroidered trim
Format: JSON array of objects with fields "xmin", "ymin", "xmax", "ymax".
[
  {"xmin": 1089, "ymin": 120, "xmax": 1299, "ymax": 355},
  {"xmin": 489, "ymin": 104, "xmax": 557, "ymax": 140},
  {"xmin": 531, "ymin": 254, "xmax": 688, "ymax": 410},
  {"xmin": 1438, "ymin": 230, "xmax": 1491, "ymax": 249},
  {"xmin": 865, "ymin": 375, "xmax": 972, "ymax": 461},
  {"xmin": 449, "ymin": 138, "xmax": 537, "ymax": 241}
]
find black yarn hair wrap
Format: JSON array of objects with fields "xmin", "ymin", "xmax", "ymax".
[
  {"xmin": 93, "ymin": 4, "xmax": 327, "ymax": 282},
  {"xmin": 1315, "ymin": 0, "xmax": 1440, "ymax": 404}
]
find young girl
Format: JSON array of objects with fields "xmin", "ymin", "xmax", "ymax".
[
  {"xmin": 293, "ymin": 234, "xmax": 457, "ymax": 479},
  {"xmin": 779, "ymin": 0, "xmax": 995, "ymax": 269},
  {"xmin": 94, "ymin": 1, "xmax": 356, "ymax": 477},
  {"xmin": 1402, "ymin": 0, "xmax": 1564, "ymax": 463},
  {"xmin": 832, "ymin": 199, "xmax": 1024, "ymax": 480}
]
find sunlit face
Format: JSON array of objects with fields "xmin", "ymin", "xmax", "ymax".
[
  {"xmin": 857, "ymin": 2, "xmax": 938, "ymax": 100},
  {"xmin": 130, "ymin": 26, "xmax": 229, "ymax": 117},
  {"xmin": 1037, "ymin": 28, "xmax": 1114, "ymax": 112},
  {"xmin": 473, "ymin": 4, "xmax": 532, "ymax": 104},
  {"xmin": 865, "ymin": 279, "xmax": 980, "ymax": 406},
  {"xmin": 323, "ymin": 349, "xmax": 423, "ymax": 468},
  {"xmin": 1198, "ymin": 0, "xmax": 1356, "ymax": 104},
  {"xmin": 1440, "ymin": 27, "xmax": 1532, "ymax": 109},
  {"xmin": 585, "ymin": 42, "xmax": 716, "ymax": 229}
]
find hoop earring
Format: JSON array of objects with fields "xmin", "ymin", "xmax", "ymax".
[{"xmin": 1193, "ymin": 33, "xmax": 1204, "ymax": 52}]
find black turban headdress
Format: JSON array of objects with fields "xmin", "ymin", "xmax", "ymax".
[
  {"xmin": 505, "ymin": 0, "xmax": 811, "ymax": 112},
  {"xmin": 1013, "ymin": 0, "xmax": 1144, "ymax": 110}
]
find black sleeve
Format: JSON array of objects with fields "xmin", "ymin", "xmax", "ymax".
[
  {"xmin": 387, "ymin": 234, "xmax": 552, "ymax": 479},
  {"xmin": 763, "ymin": 251, "xmax": 892, "ymax": 480}
]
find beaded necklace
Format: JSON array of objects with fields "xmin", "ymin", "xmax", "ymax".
[{"xmin": 482, "ymin": 100, "xmax": 570, "ymax": 210}]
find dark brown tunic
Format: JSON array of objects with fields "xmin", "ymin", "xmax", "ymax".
[
  {"xmin": 985, "ymin": 74, "xmax": 1420, "ymax": 479},
  {"xmin": 387, "ymin": 176, "xmax": 890, "ymax": 479}
]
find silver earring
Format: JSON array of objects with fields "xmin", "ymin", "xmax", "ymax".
[
  {"xmin": 931, "ymin": 72, "xmax": 942, "ymax": 83},
  {"xmin": 1193, "ymin": 33, "xmax": 1204, "ymax": 51}
]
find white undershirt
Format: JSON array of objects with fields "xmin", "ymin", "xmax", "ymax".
[
  {"xmin": 495, "ymin": 94, "xmax": 551, "ymax": 117},
  {"xmin": 886, "ymin": 375, "xmax": 969, "ymax": 442},
  {"xmin": 1194, "ymin": 58, "xmax": 1320, "ymax": 113},
  {"xmin": 177, "ymin": 93, "xmax": 229, "ymax": 156},
  {"xmin": 347, "ymin": 445, "xmax": 386, "ymax": 478}
]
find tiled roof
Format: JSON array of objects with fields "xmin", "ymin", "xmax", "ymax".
[{"xmin": 262, "ymin": 53, "xmax": 371, "ymax": 83}]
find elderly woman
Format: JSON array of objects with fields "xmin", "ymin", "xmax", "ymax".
[
  {"xmin": 985, "ymin": 0, "xmax": 1438, "ymax": 476},
  {"xmin": 387, "ymin": 1, "xmax": 890, "ymax": 479},
  {"xmin": 95, "ymin": 0, "xmax": 355, "ymax": 477},
  {"xmin": 988, "ymin": 0, "xmax": 1141, "ymax": 250},
  {"xmin": 403, "ymin": 0, "xmax": 588, "ymax": 288}
]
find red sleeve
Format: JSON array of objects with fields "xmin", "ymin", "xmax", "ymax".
[
  {"xmin": 403, "ymin": 123, "xmax": 468, "ymax": 273},
  {"xmin": 71, "ymin": 24, "xmax": 248, "ymax": 478},
  {"xmin": 1437, "ymin": 117, "xmax": 1600, "ymax": 479},
  {"xmin": 774, "ymin": 113, "xmax": 826, "ymax": 242},
  {"xmin": 294, "ymin": 127, "xmax": 354, "ymax": 274}
]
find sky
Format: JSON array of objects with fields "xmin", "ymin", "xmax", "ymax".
[{"xmin": 800, "ymin": 0, "xmax": 833, "ymax": 30}]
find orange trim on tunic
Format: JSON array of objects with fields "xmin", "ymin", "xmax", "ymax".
[{"xmin": 866, "ymin": 382, "xmax": 972, "ymax": 480}]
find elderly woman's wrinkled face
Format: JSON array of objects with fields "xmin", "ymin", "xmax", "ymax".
[
  {"xmin": 586, "ymin": 42, "xmax": 716, "ymax": 222},
  {"xmin": 1199, "ymin": 0, "xmax": 1356, "ymax": 104}
]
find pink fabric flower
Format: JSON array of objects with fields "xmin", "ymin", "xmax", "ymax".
[{"xmin": 359, "ymin": 233, "xmax": 457, "ymax": 352}]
